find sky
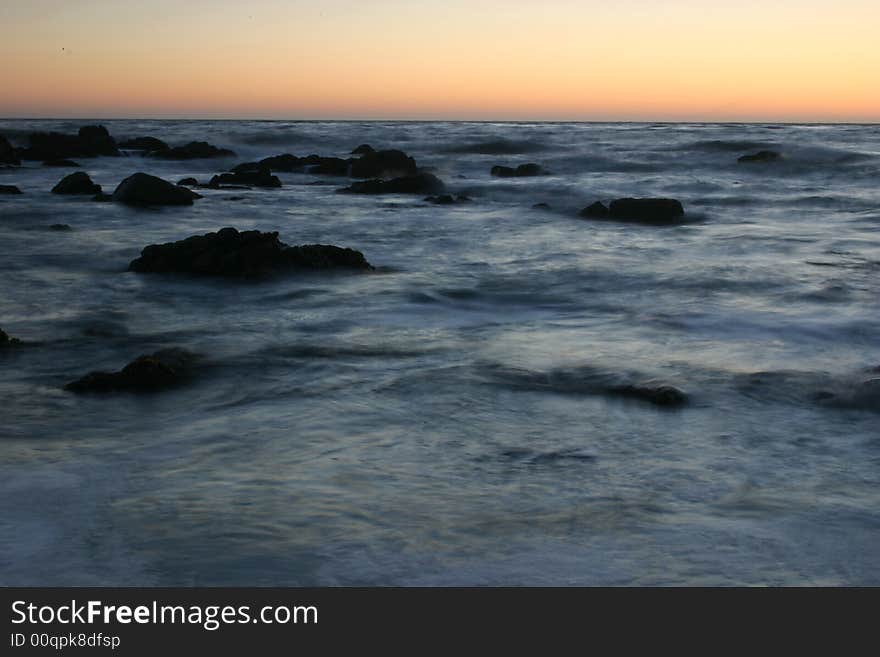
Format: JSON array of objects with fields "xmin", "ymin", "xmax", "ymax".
[{"xmin": 2, "ymin": 0, "xmax": 878, "ymax": 121}]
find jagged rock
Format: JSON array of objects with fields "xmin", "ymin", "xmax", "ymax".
[
  {"xmin": 0, "ymin": 328, "xmax": 22, "ymax": 348},
  {"xmin": 129, "ymin": 227, "xmax": 373, "ymax": 277},
  {"xmin": 52, "ymin": 172, "xmax": 102, "ymax": 195},
  {"xmin": 339, "ymin": 172, "xmax": 446, "ymax": 195},
  {"xmin": 19, "ymin": 125, "xmax": 119, "ymax": 160},
  {"xmin": 738, "ymin": 150, "xmax": 781, "ymax": 163},
  {"xmin": 64, "ymin": 348, "xmax": 198, "ymax": 393},
  {"xmin": 351, "ymin": 144, "xmax": 375, "ymax": 155},
  {"xmin": 209, "ymin": 167, "xmax": 281, "ymax": 188},
  {"xmin": 177, "ymin": 177, "xmax": 199, "ymax": 186},
  {"xmin": 491, "ymin": 163, "xmax": 547, "ymax": 177},
  {"xmin": 259, "ymin": 153, "xmax": 304, "ymax": 172},
  {"xmin": 350, "ymin": 149, "xmax": 417, "ymax": 178},
  {"xmin": 579, "ymin": 201, "xmax": 609, "ymax": 218},
  {"xmin": 118, "ymin": 136, "xmax": 170, "ymax": 152},
  {"xmin": 150, "ymin": 141, "xmax": 235, "ymax": 160},
  {"xmin": 43, "ymin": 159, "xmax": 81, "ymax": 167},
  {"xmin": 0, "ymin": 136, "xmax": 19, "ymax": 165},
  {"xmin": 607, "ymin": 198, "xmax": 685, "ymax": 225},
  {"xmin": 112, "ymin": 172, "xmax": 200, "ymax": 206},
  {"xmin": 0, "ymin": 185, "xmax": 22, "ymax": 195}
]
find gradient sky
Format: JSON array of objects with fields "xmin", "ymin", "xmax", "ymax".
[{"xmin": 2, "ymin": 0, "xmax": 878, "ymax": 121}]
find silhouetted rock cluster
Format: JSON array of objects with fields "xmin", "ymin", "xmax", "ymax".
[
  {"xmin": 491, "ymin": 163, "xmax": 547, "ymax": 177},
  {"xmin": 338, "ymin": 172, "xmax": 446, "ymax": 195},
  {"xmin": 150, "ymin": 141, "xmax": 236, "ymax": 160},
  {"xmin": 18, "ymin": 125, "xmax": 119, "ymax": 160},
  {"xmin": 0, "ymin": 185, "xmax": 22, "ymax": 195},
  {"xmin": 118, "ymin": 136, "xmax": 170, "ymax": 152},
  {"xmin": 52, "ymin": 172, "xmax": 102, "ymax": 195},
  {"xmin": 129, "ymin": 227, "xmax": 373, "ymax": 277},
  {"xmin": 64, "ymin": 348, "xmax": 198, "ymax": 393},
  {"xmin": 579, "ymin": 198, "xmax": 685, "ymax": 225},
  {"xmin": 210, "ymin": 164, "xmax": 281, "ymax": 188},
  {"xmin": 350, "ymin": 149, "xmax": 417, "ymax": 178},
  {"xmin": 112, "ymin": 173, "xmax": 201, "ymax": 206},
  {"xmin": 738, "ymin": 150, "xmax": 781, "ymax": 163}
]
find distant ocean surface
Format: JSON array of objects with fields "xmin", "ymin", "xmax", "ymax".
[{"xmin": 1, "ymin": 119, "xmax": 878, "ymax": 585}]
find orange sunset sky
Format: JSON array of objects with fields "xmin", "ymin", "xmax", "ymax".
[{"xmin": 2, "ymin": 0, "xmax": 878, "ymax": 121}]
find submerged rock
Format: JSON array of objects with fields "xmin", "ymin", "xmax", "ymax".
[
  {"xmin": 738, "ymin": 150, "xmax": 781, "ymax": 163},
  {"xmin": 579, "ymin": 201, "xmax": 609, "ymax": 218},
  {"xmin": 0, "ymin": 185, "xmax": 22, "ymax": 195},
  {"xmin": 64, "ymin": 348, "xmax": 198, "ymax": 393},
  {"xmin": 150, "ymin": 141, "xmax": 235, "ymax": 160},
  {"xmin": 491, "ymin": 163, "xmax": 547, "ymax": 178},
  {"xmin": 112, "ymin": 173, "xmax": 201, "ymax": 206},
  {"xmin": 118, "ymin": 136, "xmax": 170, "ymax": 152},
  {"xmin": 609, "ymin": 382, "xmax": 687, "ymax": 407},
  {"xmin": 350, "ymin": 149, "xmax": 417, "ymax": 178},
  {"xmin": 607, "ymin": 198, "xmax": 685, "ymax": 225},
  {"xmin": 129, "ymin": 227, "xmax": 373, "ymax": 277},
  {"xmin": 43, "ymin": 158, "xmax": 81, "ymax": 167},
  {"xmin": 0, "ymin": 328, "xmax": 22, "ymax": 348},
  {"xmin": 339, "ymin": 172, "xmax": 446, "ymax": 195},
  {"xmin": 52, "ymin": 172, "xmax": 102, "ymax": 195}
]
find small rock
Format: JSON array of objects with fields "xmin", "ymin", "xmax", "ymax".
[
  {"xmin": 351, "ymin": 144, "xmax": 375, "ymax": 155},
  {"xmin": 350, "ymin": 149, "xmax": 417, "ymax": 178},
  {"xmin": 579, "ymin": 201, "xmax": 609, "ymax": 218},
  {"xmin": 339, "ymin": 173, "xmax": 446, "ymax": 195},
  {"xmin": 91, "ymin": 192, "xmax": 114, "ymax": 202},
  {"xmin": 491, "ymin": 163, "xmax": 547, "ymax": 177},
  {"xmin": 64, "ymin": 348, "xmax": 198, "ymax": 393},
  {"xmin": 177, "ymin": 177, "xmax": 199, "ymax": 186},
  {"xmin": 49, "ymin": 224, "xmax": 72, "ymax": 231},
  {"xmin": 209, "ymin": 166, "xmax": 281, "ymax": 188},
  {"xmin": 52, "ymin": 172, "xmax": 102, "ymax": 195},
  {"xmin": 0, "ymin": 185, "xmax": 22, "ymax": 195},
  {"xmin": 607, "ymin": 198, "xmax": 685, "ymax": 225},
  {"xmin": 610, "ymin": 382, "xmax": 687, "ymax": 407},
  {"xmin": 259, "ymin": 154, "xmax": 304, "ymax": 171},
  {"xmin": 738, "ymin": 150, "xmax": 781, "ymax": 163},
  {"xmin": 0, "ymin": 327, "xmax": 22, "ymax": 348}
]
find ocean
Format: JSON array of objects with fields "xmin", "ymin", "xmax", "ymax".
[{"xmin": 1, "ymin": 119, "xmax": 878, "ymax": 585}]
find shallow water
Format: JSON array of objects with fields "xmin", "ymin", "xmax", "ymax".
[{"xmin": 1, "ymin": 120, "xmax": 878, "ymax": 585}]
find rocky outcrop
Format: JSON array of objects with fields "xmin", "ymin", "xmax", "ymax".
[
  {"xmin": 0, "ymin": 185, "xmax": 22, "ymax": 195},
  {"xmin": 64, "ymin": 348, "xmax": 198, "ymax": 393},
  {"xmin": 150, "ymin": 141, "xmax": 235, "ymax": 160},
  {"xmin": 490, "ymin": 163, "xmax": 547, "ymax": 177},
  {"xmin": 129, "ymin": 227, "xmax": 373, "ymax": 277},
  {"xmin": 177, "ymin": 177, "xmax": 199, "ymax": 187},
  {"xmin": 259, "ymin": 153, "xmax": 305, "ymax": 172},
  {"xmin": 351, "ymin": 144, "xmax": 374, "ymax": 155},
  {"xmin": 209, "ymin": 166, "xmax": 281, "ymax": 188},
  {"xmin": 350, "ymin": 149, "xmax": 417, "ymax": 178},
  {"xmin": 52, "ymin": 172, "xmax": 102, "ymax": 195},
  {"xmin": 579, "ymin": 201, "xmax": 609, "ymax": 218},
  {"xmin": 0, "ymin": 328, "xmax": 22, "ymax": 348},
  {"xmin": 19, "ymin": 125, "xmax": 119, "ymax": 160},
  {"xmin": 606, "ymin": 198, "xmax": 685, "ymax": 225},
  {"xmin": 0, "ymin": 136, "xmax": 20, "ymax": 165},
  {"xmin": 112, "ymin": 173, "xmax": 201, "ymax": 206},
  {"xmin": 338, "ymin": 172, "xmax": 446, "ymax": 195},
  {"xmin": 738, "ymin": 150, "xmax": 781, "ymax": 163},
  {"xmin": 118, "ymin": 136, "xmax": 170, "ymax": 153}
]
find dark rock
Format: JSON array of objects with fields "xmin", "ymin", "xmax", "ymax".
[
  {"xmin": 0, "ymin": 185, "xmax": 22, "ymax": 195},
  {"xmin": 0, "ymin": 327, "xmax": 22, "ymax": 348},
  {"xmin": 92, "ymin": 192, "xmax": 114, "ymax": 202},
  {"xmin": 350, "ymin": 149, "xmax": 417, "ymax": 178},
  {"xmin": 339, "ymin": 173, "xmax": 446, "ymax": 195},
  {"xmin": 49, "ymin": 224, "xmax": 72, "ymax": 231},
  {"xmin": 64, "ymin": 348, "xmax": 198, "ymax": 393},
  {"xmin": 533, "ymin": 202, "xmax": 551, "ymax": 210},
  {"xmin": 209, "ymin": 167, "xmax": 281, "ymax": 188},
  {"xmin": 491, "ymin": 163, "xmax": 547, "ymax": 177},
  {"xmin": 738, "ymin": 150, "xmax": 781, "ymax": 163},
  {"xmin": 351, "ymin": 144, "xmax": 375, "ymax": 155},
  {"xmin": 52, "ymin": 172, "xmax": 102, "ymax": 195},
  {"xmin": 579, "ymin": 201, "xmax": 609, "ymax": 218},
  {"xmin": 0, "ymin": 136, "xmax": 19, "ymax": 165},
  {"xmin": 118, "ymin": 136, "xmax": 170, "ymax": 152},
  {"xmin": 43, "ymin": 159, "xmax": 81, "ymax": 167},
  {"xmin": 129, "ymin": 227, "xmax": 373, "ymax": 277},
  {"xmin": 424, "ymin": 194, "xmax": 471, "ymax": 205},
  {"xmin": 259, "ymin": 153, "xmax": 304, "ymax": 172},
  {"xmin": 177, "ymin": 177, "xmax": 199, "ymax": 186},
  {"xmin": 112, "ymin": 172, "xmax": 200, "ymax": 206},
  {"xmin": 609, "ymin": 382, "xmax": 687, "ymax": 407},
  {"xmin": 308, "ymin": 156, "xmax": 351, "ymax": 176},
  {"xmin": 607, "ymin": 198, "xmax": 685, "ymax": 225},
  {"xmin": 19, "ymin": 125, "xmax": 119, "ymax": 160},
  {"xmin": 151, "ymin": 141, "xmax": 235, "ymax": 160}
]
